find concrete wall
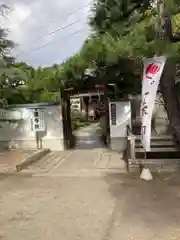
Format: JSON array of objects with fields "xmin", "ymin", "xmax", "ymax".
[
  {"xmin": 0, "ymin": 102, "xmax": 64, "ymax": 151},
  {"xmin": 107, "ymin": 95, "xmax": 169, "ymax": 153},
  {"xmin": 109, "ymin": 101, "xmax": 131, "ymax": 152}
]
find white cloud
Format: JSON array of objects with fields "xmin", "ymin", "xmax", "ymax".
[
  {"xmin": 3, "ymin": 0, "xmax": 91, "ymax": 66},
  {"xmin": 5, "ymin": 3, "xmax": 31, "ymax": 45}
]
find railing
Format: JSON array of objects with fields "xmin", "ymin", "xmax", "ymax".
[{"xmin": 126, "ymin": 125, "xmax": 136, "ymax": 172}]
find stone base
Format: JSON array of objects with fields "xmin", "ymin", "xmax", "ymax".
[
  {"xmin": 41, "ymin": 139, "xmax": 64, "ymax": 151},
  {"xmin": 110, "ymin": 137, "xmax": 127, "ymax": 152}
]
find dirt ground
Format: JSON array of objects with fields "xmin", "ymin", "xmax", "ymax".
[{"xmin": 1, "ymin": 173, "xmax": 180, "ymax": 240}]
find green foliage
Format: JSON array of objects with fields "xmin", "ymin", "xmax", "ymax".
[
  {"xmin": 0, "ymin": 4, "xmax": 28, "ymax": 101},
  {"xmin": 60, "ymin": 54, "xmax": 88, "ymax": 86},
  {"xmin": 0, "ymin": 4, "xmax": 62, "ymax": 105},
  {"xmin": 3, "ymin": 87, "xmax": 59, "ymax": 105},
  {"xmin": 58, "ymin": 0, "xmax": 180, "ymax": 94},
  {"xmin": 4, "ymin": 61, "xmax": 62, "ymax": 104},
  {"xmin": 71, "ymin": 112, "xmax": 91, "ymax": 130},
  {"xmin": 89, "ymin": 0, "xmax": 152, "ymax": 33},
  {"xmin": 38, "ymin": 91, "xmax": 59, "ymax": 102},
  {"xmin": 0, "ymin": 1, "xmax": 156, "ymax": 101},
  {"xmin": 3, "ymin": 0, "xmax": 180, "ymax": 104},
  {"xmin": 54, "ymin": 0, "xmax": 157, "ymax": 93}
]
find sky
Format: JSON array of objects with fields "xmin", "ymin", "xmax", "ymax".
[{"xmin": 2, "ymin": 0, "xmax": 91, "ymax": 67}]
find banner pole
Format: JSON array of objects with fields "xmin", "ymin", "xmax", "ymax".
[{"xmin": 144, "ymin": 150, "xmax": 147, "ymax": 168}]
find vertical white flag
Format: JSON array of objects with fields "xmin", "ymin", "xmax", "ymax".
[{"xmin": 141, "ymin": 56, "xmax": 166, "ymax": 152}]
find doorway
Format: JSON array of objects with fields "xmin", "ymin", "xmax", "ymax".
[{"xmin": 61, "ymin": 84, "xmax": 110, "ymax": 150}]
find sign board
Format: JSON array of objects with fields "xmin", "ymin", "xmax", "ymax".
[
  {"xmin": 109, "ymin": 101, "xmax": 131, "ymax": 138},
  {"xmin": 110, "ymin": 103, "xmax": 117, "ymax": 125},
  {"xmin": 32, "ymin": 109, "xmax": 45, "ymax": 132}
]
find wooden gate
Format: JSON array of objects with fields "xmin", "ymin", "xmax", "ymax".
[
  {"xmin": 60, "ymin": 84, "xmax": 110, "ymax": 149},
  {"xmin": 60, "ymin": 88, "xmax": 74, "ymax": 149}
]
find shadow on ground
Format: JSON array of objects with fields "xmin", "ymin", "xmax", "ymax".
[{"xmin": 103, "ymin": 172, "xmax": 180, "ymax": 239}]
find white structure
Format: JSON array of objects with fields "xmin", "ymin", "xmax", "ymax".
[
  {"xmin": 109, "ymin": 101, "xmax": 131, "ymax": 152},
  {"xmin": 31, "ymin": 108, "xmax": 46, "ymax": 132},
  {"xmin": 70, "ymin": 97, "xmax": 81, "ymax": 112},
  {"xmin": 0, "ymin": 102, "xmax": 64, "ymax": 151}
]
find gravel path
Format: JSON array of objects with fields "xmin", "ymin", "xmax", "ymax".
[{"xmin": 1, "ymin": 173, "xmax": 180, "ymax": 240}]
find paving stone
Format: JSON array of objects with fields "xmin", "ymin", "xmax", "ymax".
[{"xmin": 23, "ymin": 124, "xmax": 126, "ymax": 174}]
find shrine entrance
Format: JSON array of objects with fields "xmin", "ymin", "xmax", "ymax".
[{"xmin": 60, "ymin": 81, "xmax": 110, "ymax": 150}]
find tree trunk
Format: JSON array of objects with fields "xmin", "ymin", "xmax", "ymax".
[{"xmin": 160, "ymin": 58, "xmax": 180, "ymax": 143}]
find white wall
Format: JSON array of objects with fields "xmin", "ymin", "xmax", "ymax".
[
  {"xmin": 0, "ymin": 103, "xmax": 64, "ymax": 151},
  {"xmin": 109, "ymin": 101, "xmax": 131, "ymax": 138},
  {"xmin": 109, "ymin": 101, "xmax": 131, "ymax": 152}
]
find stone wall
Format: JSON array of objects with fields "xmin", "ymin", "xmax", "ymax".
[{"xmin": 130, "ymin": 93, "xmax": 169, "ymax": 135}]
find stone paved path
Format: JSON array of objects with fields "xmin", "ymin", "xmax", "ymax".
[
  {"xmin": 23, "ymin": 147, "xmax": 125, "ymax": 176},
  {"xmin": 75, "ymin": 123, "xmax": 105, "ymax": 149},
  {"xmin": 23, "ymin": 124, "xmax": 126, "ymax": 176}
]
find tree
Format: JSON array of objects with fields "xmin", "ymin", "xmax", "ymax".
[
  {"xmin": 61, "ymin": 0, "xmax": 155, "ymax": 91},
  {"xmin": 89, "ymin": 0, "xmax": 152, "ymax": 34},
  {"xmin": 155, "ymin": 0, "xmax": 180, "ymax": 145},
  {"xmin": 0, "ymin": 4, "xmax": 17, "ymax": 101},
  {"xmin": 88, "ymin": 0, "xmax": 180, "ymax": 143},
  {"xmin": 57, "ymin": 0, "xmax": 180, "ymax": 144}
]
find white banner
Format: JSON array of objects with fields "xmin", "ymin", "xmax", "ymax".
[{"xmin": 141, "ymin": 56, "xmax": 166, "ymax": 152}]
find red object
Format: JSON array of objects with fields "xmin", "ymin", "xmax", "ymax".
[{"xmin": 146, "ymin": 63, "xmax": 160, "ymax": 79}]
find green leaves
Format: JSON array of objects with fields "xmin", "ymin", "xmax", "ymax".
[
  {"xmin": 7, "ymin": 0, "xmax": 180, "ymax": 101},
  {"xmin": 0, "ymin": 4, "xmax": 16, "ymax": 98},
  {"xmin": 90, "ymin": 0, "xmax": 152, "ymax": 32}
]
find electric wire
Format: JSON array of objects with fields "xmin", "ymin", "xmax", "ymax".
[{"xmin": 16, "ymin": 27, "xmax": 87, "ymax": 58}]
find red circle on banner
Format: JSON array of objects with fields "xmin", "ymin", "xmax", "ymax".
[{"xmin": 146, "ymin": 63, "xmax": 160, "ymax": 79}]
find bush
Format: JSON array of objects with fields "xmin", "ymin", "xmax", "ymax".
[
  {"xmin": 38, "ymin": 91, "xmax": 59, "ymax": 101},
  {"xmin": 71, "ymin": 111, "xmax": 90, "ymax": 130}
]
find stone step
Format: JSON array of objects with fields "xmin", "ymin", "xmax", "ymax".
[
  {"xmin": 130, "ymin": 158, "xmax": 180, "ymax": 165},
  {"xmin": 135, "ymin": 135, "xmax": 172, "ymax": 141},
  {"xmin": 135, "ymin": 141, "xmax": 174, "ymax": 148},
  {"xmin": 135, "ymin": 147, "xmax": 180, "ymax": 159},
  {"xmin": 130, "ymin": 165, "xmax": 177, "ymax": 173},
  {"xmin": 129, "ymin": 158, "xmax": 180, "ymax": 173}
]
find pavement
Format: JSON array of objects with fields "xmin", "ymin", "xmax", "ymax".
[
  {"xmin": 22, "ymin": 123, "xmax": 126, "ymax": 176},
  {"xmin": 1, "ymin": 173, "xmax": 180, "ymax": 240},
  {"xmin": 1, "ymin": 124, "xmax": 180, "ymax": 239},
  {"xmin": 23, "ymin": 149, "xmax": 125, "ymax": 177},
  {"xmin": 75, "ymin": 123, "xmax": 105, "ymax": 149}
]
